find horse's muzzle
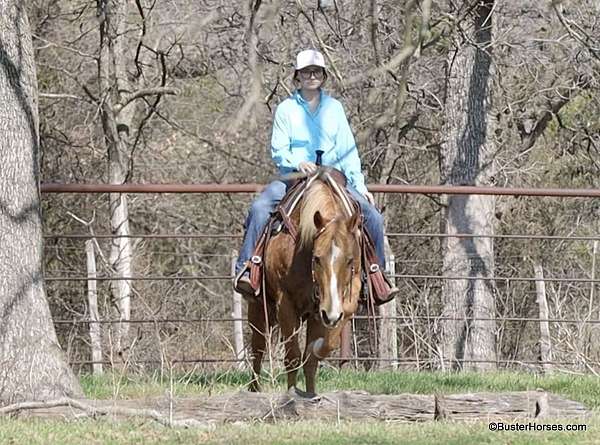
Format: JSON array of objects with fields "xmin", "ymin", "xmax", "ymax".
[{"xmin": 320, "ymin": 309, "xmax": 343, "ymax": 328}]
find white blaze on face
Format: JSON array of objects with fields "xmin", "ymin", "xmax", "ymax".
[{"xmin": 324, "ymin": 241, "xmax": 343, "ymax": 323}]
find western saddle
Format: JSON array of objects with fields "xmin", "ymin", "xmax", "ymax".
[{"xmin": 235, "ymin": 168, "xmax": 396, "ymax": 306}]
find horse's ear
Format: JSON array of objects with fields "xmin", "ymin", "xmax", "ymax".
[
  {"xmin": 346, "ymin": 211, "xmax": 360, "ymax": 232},
  {"xmin": 314, "ymin": 211, "xmax": 325, "ymax": 230}
]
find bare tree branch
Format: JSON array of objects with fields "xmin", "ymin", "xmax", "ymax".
[
  {"xmin": 0, "ymin": 397, "xmax": 215, "ymax": 429},
  {"xmin": 519, "ymin": 75, "xmax": 592, "ymax": 151},
  {"xmin": 115, "ymin": 87, "xmax": 178, "ymax": 113}
]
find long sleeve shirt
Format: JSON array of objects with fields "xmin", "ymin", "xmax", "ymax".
[{"xmin": 270, "ymin": 89, "xmax": 368, "ymax": 195}]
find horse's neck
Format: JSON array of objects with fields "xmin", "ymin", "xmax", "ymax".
[
  {"xmin": 308, "ymin": 182, "xmax": 340, "ymax": 218},
  {"xmin": 297, "ymin": 180, "xmax": 343, "ymax": 248}
]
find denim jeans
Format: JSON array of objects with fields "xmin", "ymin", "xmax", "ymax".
[{"xmin": 235, "ymin": 180, "xmax": 386, "ymax": 274}]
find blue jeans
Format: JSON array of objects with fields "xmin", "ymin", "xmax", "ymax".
[{"xmin": 235, "ymin": 180, "xmax": 386, "ymax": 274}]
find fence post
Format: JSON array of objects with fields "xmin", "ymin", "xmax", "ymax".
[
  {"xmin": 584, "ymin": 240, "xmax": 598, "ymax": 361},
  {"xmin": 86, "ymin": 239, "xmax": 103, "ymax": 375},
  {"xmin": 231, "ymin": 251, "xmax": 245, "ymax": 368},
  {"xmin": 588, "ymin": 241, "xmax": 598, "ymax": 320},
  {"xmin": 534, "ymin": 262, "xmax": 553, "ymax": 374},
  {"xmin": 378, "ymin": 237, "xmax": 398, "ymax": 370},
  {"xmin": 339, "ymin": 322, "xmax": 352, "ymax": 368}
]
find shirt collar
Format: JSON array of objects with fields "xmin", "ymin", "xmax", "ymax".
[{"xmin": 293, "ymin": 89, "xmax": 326, "ymax": 114}]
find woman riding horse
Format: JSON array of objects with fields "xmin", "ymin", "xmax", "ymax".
[
  {"xmin": 252, "ymin": 173, "xmax": 363, "ymax": 394},
  {"xmin": 234, "ymin": 49, "xmax": 398, "ymax": 300}
]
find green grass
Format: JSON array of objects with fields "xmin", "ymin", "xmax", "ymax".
[
  {"xmin": 201, "ymin": 419, "xmax": 597, "ymax": 445},
  {"xmin": 0, "ymin": 417, "xmax": 597, "ymax": 445},
  {"xmin": 79, "ymin": 369, "xmax": 250, "ymax": 400},
  {"xmin": 80, "ymin": 368, "xmax": 600, "ymax": 409},
  {"xmin": 0, "ymin": 418, "xmax": 211, "ymax": 445}
]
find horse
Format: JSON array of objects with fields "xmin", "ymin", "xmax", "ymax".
[{"xmin": 247, "ymin": 172, "xmax": 363, "ymax": 395}]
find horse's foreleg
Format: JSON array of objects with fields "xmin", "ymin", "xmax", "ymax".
[
  {"xmin": 278, "ymin": 301, "xmax": 302, "ymax": 390},
  {"xmin": 247, "ymin": 299, "xmax": 268, "ymax": 392},
  {"xmin": 304, "ymin": 318, "xmax": 326, "ymax": 396},
  {"xmin": 304, "ymin": 318, "xmax": 344, "ymax": 395}
]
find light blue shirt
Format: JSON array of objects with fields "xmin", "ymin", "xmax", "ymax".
[{"xmin": 270, "ymin": 89, "xmax": 367, "ymax": 195}]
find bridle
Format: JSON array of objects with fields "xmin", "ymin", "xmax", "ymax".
[{"xmin": 311, "ymin": 217, "xmax": 357, "ymax": 305}]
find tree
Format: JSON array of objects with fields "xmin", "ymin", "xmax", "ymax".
[
  {"xmin": 98, "ymin": 0, "xmax": 177, "ymax": 357},
  {"xmin": 0, "ymin": 0, "xmax": 81, "ymax": 403},
  {"xmin": 97, "ymin": 0, "xmax": 135, "ymax": 357},
  {"xmin": 439, "ymin": 0, "xmax": 497, "ymax": 371}
]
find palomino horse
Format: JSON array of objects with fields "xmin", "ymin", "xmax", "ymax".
[{"xmin": 247, "ymin": 173, "xmax": 362, "ymax": 395}]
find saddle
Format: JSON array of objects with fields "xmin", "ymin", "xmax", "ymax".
[{"xmin": 240, "ymin": 169, "xmax": 395, "ymax": 306}]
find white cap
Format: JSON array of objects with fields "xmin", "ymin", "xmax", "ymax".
[{"xmin": 295, "ymin": 49, "xmax": 326, "ymax": 70}]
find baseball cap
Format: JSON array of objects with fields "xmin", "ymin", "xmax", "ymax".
[{"xmin": 295, "ymin": 49, "xmax": 326, "ymax": 70}]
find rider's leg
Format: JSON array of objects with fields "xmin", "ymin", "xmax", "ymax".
[
  {"xmin": 346, "ymin": 186, "xmax": 385, "ymax": 267},
  {"xmin": 235, "ymin": 180, "xmax": 288, "ymax": 275},
  {"xmin": 346, "ymin": 186, "xmax": 399, "ymax": 301}
]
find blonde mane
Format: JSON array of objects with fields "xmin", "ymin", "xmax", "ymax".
[{"xmin": 299, "ymin": 180, "xmax": 340, "ymax": 248}]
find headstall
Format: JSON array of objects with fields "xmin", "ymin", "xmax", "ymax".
[{"xmin": 311, "ymin": 217, "xmax": 356, "ymax": 304}]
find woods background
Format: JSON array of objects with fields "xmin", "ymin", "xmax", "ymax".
[{"xmin": 28, "ymin": 0, "xmax": 600, "ymax": 376}]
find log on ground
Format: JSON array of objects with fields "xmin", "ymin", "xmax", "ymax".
[{"xmin": 3, "ymin": 390, "xmax": 590, "ymax": 424}]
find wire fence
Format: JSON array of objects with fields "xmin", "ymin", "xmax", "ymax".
[
  {"xmin": 50, "ymin": 316, "xmax": 600, "ymax": 325},
  {"xmin": 41, "ymin": 183, "xmax": 600, "ymax": 372}
]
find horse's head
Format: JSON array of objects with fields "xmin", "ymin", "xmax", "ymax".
[{"xmin": 311, "ymin": 210, "xmax": 362, "ymax": 328}]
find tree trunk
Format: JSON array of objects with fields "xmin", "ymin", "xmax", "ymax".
[
  {"xmin": 98, "ymin": 0, "xmax": 133, "ymax": 356},
  {"xmin": 439, "ymin": 0, "xmax": 497, "ymax": 371},
  {"xmin": 0, "ymin": 1, "xmax": 82, "ymax": 404}
]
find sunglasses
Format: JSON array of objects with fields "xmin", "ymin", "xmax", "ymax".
[{"xmin": 298, "ymin": 68, "xmax": 325, "ymax": 79}]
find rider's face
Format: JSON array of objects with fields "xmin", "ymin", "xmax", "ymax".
[{"xmin": 297, "ymin": 65, "xmax": 325, "ymax": 90}]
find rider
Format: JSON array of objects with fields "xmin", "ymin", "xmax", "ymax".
[{"xmin": 234, "ymin": 49, "xmax": 399, "ymax": 300}]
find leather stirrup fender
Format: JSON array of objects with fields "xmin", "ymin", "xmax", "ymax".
[{"xmin": 361, "ymin": 230, "xmax": 395, "ymax": 306}]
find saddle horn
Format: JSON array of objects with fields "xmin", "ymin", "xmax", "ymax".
[{"xmin": 315, "ymin": 149, "xmax": 324, "ymax": 166}]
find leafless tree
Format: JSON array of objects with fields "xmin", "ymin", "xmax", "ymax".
[
  {"xmin": 438, "ymin": 0, "xmax": 497, "ymax": 371},
  {"xmin": 0, "ymin": 0, "xmax": 82, "ymax": 403}
]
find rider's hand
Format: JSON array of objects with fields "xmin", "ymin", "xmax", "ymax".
[
  {"xmin": 298, "ymin": 161, "xmax": 318, "ymax": 175},
  {"xmin": 364, "ymin": 191, "xmax": 375, "ymax": 205}
]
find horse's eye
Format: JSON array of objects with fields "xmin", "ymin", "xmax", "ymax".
[
  {"xmin": 346, "ymin": 257, "xmax": 353, "ymax": 266},
  {"xmin": 313, "ymin": 256, "xmax": 321, "ymax": 266}
]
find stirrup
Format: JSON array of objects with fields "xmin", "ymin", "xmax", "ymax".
[
  {"xmin": 233, "ymin": 267, "xmax": 259, "ymax": 300},
  {"xmin": 384, "ymin": 284, "xmax": 401, "ymax": 301}
]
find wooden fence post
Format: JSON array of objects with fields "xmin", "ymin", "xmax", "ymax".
[
  {"xmin": 231, "ymin": 251, "xmax": 245, "ymax": 368},
  {"xmin": 534, "ymin": 262, "xmax": 553, "ymax": 374},
  {"xmin": 586, "ymin": 240, "xmax": 599, "ymax": 360},
  {"xmin": 378, "ymin": 237, "xmax": 398, "ymax": 370},
  {"xmin": 86, "ymin": 239, "xmax": 103, "ymax": 375}
]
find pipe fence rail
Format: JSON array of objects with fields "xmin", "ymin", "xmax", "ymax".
[
  {"xmin": 52, "ymin": 316, "xmax": 600, "ymax": 325},
  {"xmin": 44, "ymin": 232, "xmax": 600, "ymax": 241},
  {"xmin": 42, "ymin": 274, "xmax": 600, "ymax": 283},
  {"xmin": 40, "ymin": 182, "xmax": 600, "ymax": 197},
  {"xmin": 67, "ymin": 358, "xmax": 600, "ymax": 367}
]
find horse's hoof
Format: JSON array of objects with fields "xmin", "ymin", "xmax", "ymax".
[{"xmin": 291, "ymin": 386, "xmax": 320, "ymax": 401}]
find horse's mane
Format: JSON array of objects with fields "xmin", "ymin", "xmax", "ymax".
[{"xmin": 299, "ymin": 179, "xmax": 340, "ymax": 248}]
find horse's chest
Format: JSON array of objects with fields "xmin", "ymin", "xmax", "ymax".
[{"xmin": 276, "ymin": 286, "xmax": 317, "ymax": 318}]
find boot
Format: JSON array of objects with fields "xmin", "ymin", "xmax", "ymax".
[{"xmin": 233, "ymin": 268, "xmax": 257, "ymax": 300}]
